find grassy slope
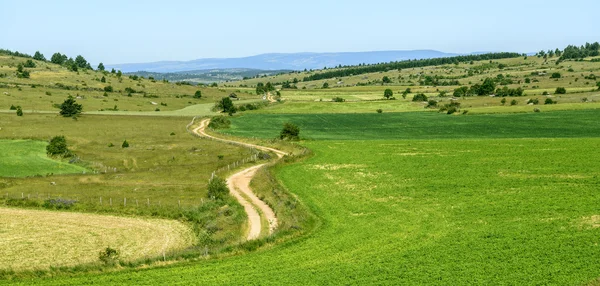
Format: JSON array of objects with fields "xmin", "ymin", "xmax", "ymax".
[
  {"xmin": 26, "ymin": 137, "xmax": 600, "ymax": 285},
  {"xmin": 220, "ymin": 109, "xmax": 600, "ymax": 140},
  {"xmin": 0, "ymin": 139, "xmax": 86, "ymax": 177},
  {"xmin": 0, "ymin": 207, "xmax": 194, "ymax": 270}
]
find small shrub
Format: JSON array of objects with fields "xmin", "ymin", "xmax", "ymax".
[
  {"xmin": 122, "ymin": 140, "xmax": 129, "ymax": 148},
  {"xmin": 103, "ymin": 86, "xmax": 113, "ymax": 92},
  {"xmin": 170, "ymin": 132, "xmax": 175, "ymax": 136},
  {"xmin": 280, "ymin": 122, "xmax": 300, "ymax": 140},
  {"xmin": 376, "ymin": 109, "xmax": 383, "ymax": 113},
  {"xmin": 550, "ymin": 72, "xmax": 561, "ymax": 79},
  {"xmin": 208, "ymin": 116, "xmax": 231, "ymax": 129},
  {"xmin": 542, "ymin": 91, "xmax": 549, "ymax": 96},
  {"xmin": 500, "ymin": 98, "xmax": 506, "ymax": 105},
  {"xmin": 108, "ymin": 143, "xmax": 114, "ymax": 147},
  {"xmin": 332, "ymin": 97, "xmax": 345, "ymax": 102},
  {"xmin": 194, "ymin": 90, "xmax": 202, "ymax": 98},
  {"xmin": 99, "ymin": 247, "xmax": 119, "ymax": 265},
  {"xmin": 45, "ymin": 91, "xmax": 52, "ymax": 96},
  {"xmin": 510, "ymin": 99, "xmax": 518, "ymax": 106},
  {"xmin": 426, "ymin": 99, "xmax": 437, "ymax": 108},
  {"xmin": 412, "ymin": 93, "xmax": 428, "ymax": 102},
  {"xmin": 534, "ymin": 108, "xmax": 541, "ymax": 112},
  {"xmin": 207, "ymin": 177, "xmax": 228, "ymax": 200},
  {"xmin": 9, "ymin": 105, "xmax": 17, "ymax": 110},
  {"xmin": 47, "ymin": 136, "xmax": 71, "ymax": 157},
  {"xmin": 16, "ymin": 106, "xmax": 23, "ymax": 116},
  {"xmin": 555, "ymin": 87, "xmax": 567, "ymax": 94},
  {"xmin": 527, "ymin": 98, "xmax": 539, "ymax": 105}
]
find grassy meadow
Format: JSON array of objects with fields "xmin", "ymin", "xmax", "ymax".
[
  {"xmin": 26, "ymin": 136, "xmax": 600, "ymax": 285},
  {"xmin": 220, "ymin": 109, "xmax": 600, "ymax": 140},
  {"xmin": 0, "ymin": 139, "xmax": 87, "ymax": 177}
]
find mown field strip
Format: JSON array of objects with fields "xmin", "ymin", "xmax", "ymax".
[{"xmin": 0, "ymin": 207, "xmax": 195, "ymax": 270}]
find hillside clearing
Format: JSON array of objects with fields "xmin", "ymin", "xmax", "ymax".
[{"xmin": 0, "ymin": 207, "xmax": 194, "ymax": 271}]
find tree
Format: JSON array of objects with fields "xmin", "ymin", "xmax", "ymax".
[
  {"xmin": 322, "ymin": 82, "xmax": 329, "ymax": 89},
  {"xmin": 412, "ymin": 93, "xmax": 428, "ymax": 102},
  {"xmin": 256, "ymin": 82, "xmax": 265, "ymax": 95},
  {"xmin": 59, "ymin": 96, "xmax": 83, "ymax": 117},
  {"xmin": 122, "ymin": 140, "xmax": 129, "ymax": 148},
  {"xmin": 50, "ymin": 53, "xmax": 66, "ymax": 65},
  {"xmin": 207, "ymin": 176, "xmax": 228, "ymax": 200},
  {"xmin": 194, "ymin": 90, "xmax": 202, "ymax": 98},
  {"xmin": 16, "ymin": 106, "xmax": 23, "ymax": 116},
  {"xmin": 596, "ymin": 81, "xmax": 600, "ymax": 90},
  {"xmin": 280, "ymin": 122, "xmax": 300, "ymax": 140},
  {"xmin": 383, "ymin": 88, "xmax": 393, "ymax": 99},
  {"xmin": 500, "ymin": 98, "xmax": 506, "ymax": 105},
  {"xmin": 551, "ymin": 72, "xmax": 561, "ymax": 79},
  {"xmin": 23, "ymin": 59, "xmax": 36, "ymax": 68},
  {"xmin": 33, "ymin": 51, "xmax": 46, "ymax": 61},
  {"xmin": 100, "ymin": 76, "xmax": 106, "ymax": 83},
  {"xmin": 75, "ymin": 55, "xmax": 88, "ymax": 69},
  {"xmin": 218, "ymin": 97, "xmax": 236, "ymax": 115},
  {"xmin": 382, "ymin": 76, "xmax": 391, "ymax": 84},
  {"xmin": 104, "ymin": 86, "xmax": 113, "ymax": 92},
  {"xmin": 97, "ymin": 62, "xmax": 105, "ymax": 71},
  {"xmin": 110, "ymin": 68, "xmax": 116, "ymax": 74},
  {"xmin": 555, "ymin": 87, "xmax": 567, "ymax": 94},
  {"xmin": 510, "ymin": 99, "xmax": 518, "ymax": 106},
  {"xmin": 46, "ymin": 136, "xmax": 70, "ymax": 156},
  {"xmin": 116, "ymin": 70, "xmax": 122, "ymax": 78},
  {"xmin": 453, "ymin": 86, "xmax": 469, "ymax": 97}
]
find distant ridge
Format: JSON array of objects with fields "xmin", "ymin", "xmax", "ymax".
[{"xmin": 106, "ymin": 50, "xmax": 461, "ymax": 73}]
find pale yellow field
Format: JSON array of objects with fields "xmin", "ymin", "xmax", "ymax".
[{"xmin": 0, "ymin": 207, "xmax": 195, "ymax": 270}]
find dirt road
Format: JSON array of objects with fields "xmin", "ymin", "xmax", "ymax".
[{"xmin": 192, "ymin": 118, "xmax": 283, "ymax": 240}]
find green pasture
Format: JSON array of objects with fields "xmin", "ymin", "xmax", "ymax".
[
  {"xmin": 0, "ymin": 139, "xmax": 87, "ymax": 177},
  {"xmin": 220, "ymin": 109, "xmax": 600, "ymax": 140},
  {"xmin": 30, "ymin": 137, "xmax": 600, "ymax": 285}
]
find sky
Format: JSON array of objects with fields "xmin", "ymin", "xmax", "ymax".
[{"xmin": 1, "ymin": 0, "xmax": 599, "ymax": 65}]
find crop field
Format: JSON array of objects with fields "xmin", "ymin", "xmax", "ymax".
[
  {"xmin": 0, "ymin": 207, "xmax": 194, "ymax": 270},
  {"xmin": 0, "ymin": 139, "xmax": 87, "ymax": 177},
  {"xmin": 28, "ymin": 136, "xmax": 600, "ymax": 285},
  {"xmin": 220, "ymin": 109, "xmax": 600, "ymax": 140}
]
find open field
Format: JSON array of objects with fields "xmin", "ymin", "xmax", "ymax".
[
  {"xmin": 28, "ymin": 137, "xmax": 600, "ymax": 285},
  {"xmin": 0, "ymin": 207, "xmax": 194, "ymax": 270},
  {"xmin": 0, "ymin": 139, "xmax": 87, "ymax": 177},
  {"xmin": 220, "ymin": 109, "xmax": 600, "ymax": 140}
]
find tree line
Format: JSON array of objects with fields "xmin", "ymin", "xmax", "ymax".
[
  {"xmin": 301, "ymin": 52, "xmax": 522, "ymax": 82},
  {"xmin": 0, "ymin": 48, "xmax": 106, "ymax": 73}
]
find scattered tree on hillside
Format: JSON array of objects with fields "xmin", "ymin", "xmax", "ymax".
[
  {"xmin": 322, "ymin": 82, "xmax": 329, "ymax": 89},
  {"xmin": 382, "ymin": 76, "xmax": 392, "ymax": 84},
  {"xmin": 551, "ymin": 72, "xmax": 561, "ymax": 79},
  {"xmin": 75, "ymin": 55, "xmax": 88, "ymax": 69},
  {"xmin": 216, "ymin": 97, "xmax": 236, "ymax": 115},
  {"xmin": 33, "ymin": 51, "xmax": 46, "ymax": 61},
  {"xmin": 59, "ymin": 96, "xmax": 83, "ymax": 117},
  {"xmin": 122, "ymin": 140, "xmax": 129, "ymax": 148},
  {"xmin": 100, "ymin": 76, "xmax": 106, "ymax": 83},
  {"xmin": 23, "ymin": 59, "xmax": 36, "ymax": 68},
  {"xmin": 46, "ymin": 136, "xmax": 71, "ymax": 157},
  {"xmin": 194, "ymin": 90, "xmax": 202, "ymax": 98},
  {"xmin": 280, "ymin": 122, "xmax": 300, "ymax": 140},
  {"xmin": 555, "ymin": 87, "xmax": 567, "ymax": 94},
  {"xmin": 384, "ymin": 88, "xmax": 393, "ymax": 99},
  {"xmin": 50, "ymin": 52, "xmax": 67, "ymax": 65},
  {"xmin": 16, "ymin": 106, "xmax": 23, "ymax": 116},
  {"xmin": 412, "ymin": 93, "xmax": 428, "ymax": 102},
  {"xmin": 97, "ymin": 62, "xmax": 105, "ymax": 71}
]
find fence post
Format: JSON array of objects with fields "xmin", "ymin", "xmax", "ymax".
[
  {"xmin": 100, "ymin": 197, "xmax": 102, "ymax": 205},
  {"xmin": 124, "ymin": 198, "xmax": 126, "ymax": 207},
  {"xmin": 110, "ymin": 198, "xmax": 112, "ymax": 206}
]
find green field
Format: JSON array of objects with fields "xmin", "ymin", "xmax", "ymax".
[
  {"xmin": 220, "ymin": 109, "xmax": 600, "ymax": 140},
  {"xmin": 26, "ymin": 137, "xmax": 600, "ymax": 285},
  {"xmin": 0, "ymin": 139, "xmax": 87, "ymax": 177}
]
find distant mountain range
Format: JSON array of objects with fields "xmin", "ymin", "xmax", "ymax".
[{"xmin": 107, "ymin": 50, "xmax": 463, "ymax": 73}]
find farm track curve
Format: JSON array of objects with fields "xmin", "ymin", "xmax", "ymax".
[{"xmin": 192, "ymin": 118, "xmax": 284, "ymax": 240}]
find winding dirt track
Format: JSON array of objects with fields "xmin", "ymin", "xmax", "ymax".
[{"xmin": 192, "ymin": 118, "xmax": 284, "ymax": 240}]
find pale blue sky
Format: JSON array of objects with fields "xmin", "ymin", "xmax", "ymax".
[{"xmin": 1, "ymin": 0, "xmax": 598, "ymax": 65}]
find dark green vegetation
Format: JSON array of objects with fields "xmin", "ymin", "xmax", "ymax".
[
  {"xmin": 220, "ymin": 110, "xmax": 600, "ymax": 140},
  {"xmin": 302, "ymin": 52, "xmax": 522, "ymax": 81},
  {"xmin": 29, "ymin": 136, "xmax": 600, "ymax": 285}
]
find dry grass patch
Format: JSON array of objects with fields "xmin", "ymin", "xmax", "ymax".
[{"xmin": 0, "ymin": 207, "xmax": 194, "ymax": 270}]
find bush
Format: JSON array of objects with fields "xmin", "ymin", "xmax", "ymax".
[
  {"xmin": 23, "ymin": 59, "xmax": 36, "ymax": 68},
  {"xmin": 104, "ymin": 86, "xmax": 113, "ymax": 92},
  {"xmin": 542, "ymin": 91, "xmax": 549, "ymax": 96},
  {"xmin": 280, "ymin": 122, "xmax": 300, "ymax": 140},
  {"xmin": 510, "ymin": 99, "xmax": 518, "ymax": 106},
  {"xmin": 332, "ymin": 97, "xmax": 345, "ymax": 102},
  {"xmin": 208, "ymin": 116, "xmax": 231, "ymax": 129},
  {"xmin": 9, "ymin": 105, "xmax": 17, "ymax": 110},
  {"xmin": 322, "ymin": 82, "xmax": 329, "ymax": 89},
  {"xmin": 376, "ymin": 109, "xmax": 383, "ymax": 113},
  {"xmin": 43, "ymin": 198, "xmax": 77, "ymax": 210},
  {"xmin": 527, "ymin": 98, "xmax": 539, "ymax": 105},
  {"xmin": 16, "ymin": 106, "xmax": 23, "ymax": 116},
  {"xmin": 555, "ymin": 87, "xmax": 567, "ymax": 94},
  {"xmin": 207, "ymin": 177, "xmax": 228, "ymax": 200},
  {"xmin": 194, "ymin": 90, "xmax": 202, "ymax": 98},
  {"xmin": 534, "ymin": 108, "xmax": 541, "ymax": 112},
  {"xmin": 426, "ymin": 99, "xmax": 438, "ymax": 108},
  {"xmin": 99, "ymin": 247, "xmax": 119, "ymax": 265},
  {"xmin": 122, "ymin": 140, "xmax": 129, "ymax": 148},
  {"xmin": 500, "ymin": 98, "xmax": 506, "ymax": 105},
  {"xmin": 544, "ymin": 98, "xmax": 557, "ymax": 104},
  {"xmin": 550, "ymin": 72, "xmax": 561, "ymax": 79},
  {"xmin": 46, "ymin": 136, "xmax": 71, "ymax": 156},
  {"xmin": 412, "ymin": 93, "xmax": 428, "ymax": 102},
  {"xmin": 384, "ymin": 89, "xmax": 393, "ymax": 99}
]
